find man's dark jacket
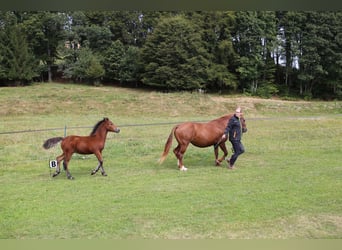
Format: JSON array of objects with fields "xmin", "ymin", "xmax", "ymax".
[{"xmin": 224, "ymin": 115, "xmax": 243, "ymax": 141}]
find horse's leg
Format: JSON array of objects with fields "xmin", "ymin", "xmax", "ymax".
[
  {"xmin": 174, "ymin": 143, "xmax": 188, "ymax": 171},
  {"xmin": 91, "ymin": 151, "xmax": 106, "ymax": 176},
  {"xmin": 173, "ymin": 144, "xmax": 181, "ymax": 168},
  {"xmin": 63, "ymin": 152, "xmax": 74, "ymax": 180},
  {"xmin": 214, "ymin": 146, "xmax": 220, "ymax": 166},
  {"xmin": 53, "ymin": 153, "xmax": 64, "ymax": 177},
  {"xmin": 92, "ymin": 161, "xmax": 106, "ymax": 175},
  {"xmin": 218, "ymin": 143, "xmax": 229, "ymax": 164},
  {"xmin": 98, "ymin": 150, "xmax": 107, "ymax": 176}
]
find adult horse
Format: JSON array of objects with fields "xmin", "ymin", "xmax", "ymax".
[
  {"xmin": 43, "ymin": 118, "xmax": 120, "ymax": 179},
  {"xmin": 159, "ymin": 114, "xmax": 247, "ymax": 171}
]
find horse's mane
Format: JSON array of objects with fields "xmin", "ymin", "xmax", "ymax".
[
  {"xmin": 90, "ymin": 118, "xmax": 108, "ymax": 135},
  {"xmin": 217, "ymin": 114, "xmax": 233, "ymax": 121}
]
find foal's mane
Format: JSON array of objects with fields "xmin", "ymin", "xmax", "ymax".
[{"xmin": 90, "ymin": 118, "xmax": 108, "ymax": 135}]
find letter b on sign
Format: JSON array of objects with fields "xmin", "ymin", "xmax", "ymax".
[{"xmin": 49, "ymin": 160, "xmax": 57, "ymax": 168}]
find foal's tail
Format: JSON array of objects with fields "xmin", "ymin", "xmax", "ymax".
[
  {"xmin": 43, "ymin": 137, "xmax": 63, "ymax": 149},
  {"xmin": 159, "ymin": 126, "xmax": 177, "ymax": 164}
]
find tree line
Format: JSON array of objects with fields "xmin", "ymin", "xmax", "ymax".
[{"xmin": 0, "ymin": 11, "xmax": 341, "ymax": 99}]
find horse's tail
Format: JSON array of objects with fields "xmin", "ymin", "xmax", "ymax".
[
  {"xmin": 43, "ymin": 137, "xmax": 64, "ymax": 149},
  {"xmin": 159, "ymin": 126, "xmax": 177, "ymax": 164}
]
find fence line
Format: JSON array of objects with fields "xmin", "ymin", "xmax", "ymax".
[
  {"xmin": 1, "ymin": 114, "xmax": 341, "ymax": 136},
  {"xmin": 0, "ymin": 121, "xmax": 194, "ymax": 135}
]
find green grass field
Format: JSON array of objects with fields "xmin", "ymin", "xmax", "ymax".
[{"xmin": 0, "ymin": 83, "xmax": 341, "ymax": 239}]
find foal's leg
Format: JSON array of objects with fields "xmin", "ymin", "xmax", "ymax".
[
  {"xmin": 91, "ymin": 160, "xmax": 104, "ymax": 176},
  {"xmin": 63, "ymin": 153, "xmax": 74, "ymax": 180},
  {"xmin": 53, "ymin": 153, "xmax": 64, "ymax": 177},
  {"xmin": 91, "ymin": 151, "xmax": 107, "ymax": 176}
]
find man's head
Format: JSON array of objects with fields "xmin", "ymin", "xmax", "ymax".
[
  {"xmin": 235, "ymin": 107, "xmax": 247, "ymax": 132},
  {"xmin": 235, "ymin": 107, "xmax": 242, "ymax": 118}
]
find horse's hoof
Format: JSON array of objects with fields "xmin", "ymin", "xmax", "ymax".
[
  {"xmin": 101, "ymin": 172, "xmax": 108, "ymax": 176},
  {"xmin": 68, "ymin": 176, "xmax": 74, "ymax": 180},
  {"xmin": 91, "ymin": 171, "xmax": 96, "ymax": 175},
  {"xmin": 215, "ymin": 160, "xmax": 221, "ymax": 166},
  {"xmin": 52, "ymin": 173, "xmax": 59, "ymax": 177},
  {"xmin": 180, "ymin": 166, "xmax": 188, "ymax": 171}
]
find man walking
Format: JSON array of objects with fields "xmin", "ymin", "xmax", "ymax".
[{"xmin": 221, "ymin": 107, "xmax": 246, "ymax": 169}]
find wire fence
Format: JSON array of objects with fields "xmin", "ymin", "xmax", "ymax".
[
  {"xmin": 0, "ymin": 121, "xmax": 188, "ymax": 136},
  {"xmin": 1, "ymin": 114, "xmax": 341, "ymax": 135}
]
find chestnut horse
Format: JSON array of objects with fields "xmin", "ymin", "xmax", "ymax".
[
  {"xmin": 43, "ymin": 118, "xmax": 120, "ymax": 179},
  {"xmin": 159, "ymin": 114, "xmax": 247, "ymax": 171}
]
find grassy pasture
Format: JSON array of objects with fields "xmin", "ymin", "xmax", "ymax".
[{"xmin": 0, "ymin": 83, "xmax": 341, "ymax": 239}]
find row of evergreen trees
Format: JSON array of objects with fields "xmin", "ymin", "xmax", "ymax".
[{"xmin": 0, "ymin": 11, "xmax": 341, "ymax": 99}]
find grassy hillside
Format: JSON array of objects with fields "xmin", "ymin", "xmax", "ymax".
[{"xmin": 0, "ymin": 83, "xmax": 341, "ymax": 239}]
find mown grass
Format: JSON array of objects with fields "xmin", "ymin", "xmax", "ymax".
[{"xmin": 0, "ymin": 83, "xmax": 341, "ymax": 239}]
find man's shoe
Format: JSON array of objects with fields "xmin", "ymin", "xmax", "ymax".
[{"xmin": 228, "ymin": 164, "xmax": 234, "ymax": 170}]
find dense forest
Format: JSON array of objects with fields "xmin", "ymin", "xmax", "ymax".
[{"xmin": 0, "ymin": 11, "xmax": 341, "ymax": 99}]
